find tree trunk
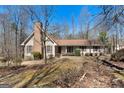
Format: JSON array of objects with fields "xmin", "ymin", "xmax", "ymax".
[
  {"xmin": 15, "ymin": 29, "xmax": 18, "ymax": 58},
  {"xmin": 115, "ymin": 25, "xmax": 118, "ymax": 52},
  {"xmin": 44, "ymin": 40, "xmax": 47, "ymax": 64},
  {"xmin": 43, "ymin": 31, "xmax": 47, "ymax": 64},
  {"xmin": 3, "ymin": 24, "xmax": 6, "ymax": 57}
]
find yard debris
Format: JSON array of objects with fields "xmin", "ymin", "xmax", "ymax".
[
  {"xmin": 0, "ymin": 56, "xmax": 124, "ymax": 88},
  {"xmin": 79, "ymin": 73, "xmax": 87, "ymax": 82}
]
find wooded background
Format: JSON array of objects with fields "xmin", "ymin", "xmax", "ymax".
[{"xmin": 0, "ymin": 5, "xmax": 124, "ymax": 60}]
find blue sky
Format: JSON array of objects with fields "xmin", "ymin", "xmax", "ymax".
[
  {"xmin": 0, "ymin": 5, "xmax": 101, "ymax": 33},
  {"xmin": 52, "ymin": 5, "xmax": 101, "ymax": 33},
  {"xmin": 0, "ymin": 5, "xmax": 101, "ymax": 23},
  {"xmin": 53, "ymin": 5, "xmax": 100, "ymax": 23}
]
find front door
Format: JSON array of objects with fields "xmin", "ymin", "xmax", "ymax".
[{"xmin": 58, "ymin": 46, "xmax": 61, "ymax": 53}]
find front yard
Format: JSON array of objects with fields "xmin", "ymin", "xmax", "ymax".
[{"xmin": 0, "ymin": 56, "xmax": 124, "ymax": 88}]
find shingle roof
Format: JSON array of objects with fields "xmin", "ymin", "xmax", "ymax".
[
  {"xmin": 55, "ymin": 39, "xmax": 103, "ymax": 46},
  {"xmin": 21, "ymin": 31, "xmax": 103, "ymax": 46},
  {"xmin": 55, "ymin": 39, "xmax": 90, "ymax": 46}
]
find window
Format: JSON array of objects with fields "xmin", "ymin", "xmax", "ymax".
[
  {"xmin": 93, "ymin": 46, "xmax": 98, "ymax": 51},
  {"xmin": 81, "ymin": 46, "xmax": 86, "ymax": 51},
  {"xmin": 27, "ymin": 45, "xmax": 32, "ymax": 53},
  {"xmin": 67, "ymin": 46, "xmax": 73, "ymax": 53},
  {"xmin": 47, "ymin": 46, "xmax": 52, "ymax": 53}
]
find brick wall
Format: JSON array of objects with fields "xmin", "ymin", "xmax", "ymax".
[{"xmin": 32, "ymin": 22, "xmax": 43, "ymax": 54}]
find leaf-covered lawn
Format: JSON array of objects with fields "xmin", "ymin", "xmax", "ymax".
[
  {"xmin": 0, "ymin": 58, "xmax": 84, "ymax": 88},
  {"xmin": 0, "ymin": 56, "xmax": 124, "ymax": 88}
]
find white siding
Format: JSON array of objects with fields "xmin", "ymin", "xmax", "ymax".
[
  {"xmin": 24, "ymin": 36, "xmax": 34, "ymax": 58},
  {"xmin": 23, "ymin": 33, "xmax": 105, "ymax": 58},
  {"xmin": 60, "ymin": 46, "xmax": 104, "ymax": 56},
  {"xmin": 24, "ymin": 35, "xmax": 57, "ymax": 59},
  {"xmin": 45, "ymin": 37, "xmax": 57, "ymax": 58},
  {"xmin": 82, "ymin": 47, "xmax": 104, "ymax": 55}
]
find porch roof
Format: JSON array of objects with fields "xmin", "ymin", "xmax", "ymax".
[{"xmin": 55, "ymin": 39, "xmax": 103, "ymax": 46}]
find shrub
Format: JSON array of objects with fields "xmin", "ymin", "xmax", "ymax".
[
  {"xmin": 32, "ymin": 52, "xmax": 42, "ymax": 60},
  {"xmin": 75, "ymin": 48, "xmax": 81, "ymax": 56},
  {"xmin": 99, "ymin": 53, "xmax": 103, "ymax": 56},
  {"xmin": 13, "ymin": 57, "xmax": 22, "ymax": 66},
  {"xmin": 111, "ymin": 49, "xmax": 124, "ymax": 62},
  {"xmin": 56, "ymin": 53, "xmax": 61, "ymax": 58},
  {"xmin": 25, "ymin": 56, "xmax": 33, "ymax": 61},
  {"xmin": 85, "ymin": 53, "xmax": 90, "ymax": 56},
  {"xmin": 15, "ymin": 58, "xmax": 22, "ymax": 63},
  {"xmin": 94, "ymin": 53, "xmax": 97, "ymax": 56},
  {"xmin": 0, "ymin": 57, "xmax": 7, "ymax": 63},
  {"xmin": 89, "ymin": 53, "xmax": 92, "ymax": 56}
]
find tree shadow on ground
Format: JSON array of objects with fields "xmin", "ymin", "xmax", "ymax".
[{"xmin": 22, "ymin": 64, "xmax": 60, "ymax": 88}]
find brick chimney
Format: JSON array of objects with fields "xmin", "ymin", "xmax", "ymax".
[{"xmin": 33, "ymin": 22, "xmax": 43, "ymax": 54}]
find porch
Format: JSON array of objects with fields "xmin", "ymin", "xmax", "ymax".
[{"xmin": 55, "ymin": 46, "xmax": 104, "ymax": 56}]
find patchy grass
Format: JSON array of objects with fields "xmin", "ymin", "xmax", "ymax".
[
  {"xmin": 113, "ymin": 70, "xmax": 124, "ymax": 80},
  {"xmin": 0, "ymin": 58, "xmax": 84, "ymax": 88},
  {"xmin": 0, "ymin": 56, "xmax": 124, "ymax": 88}
]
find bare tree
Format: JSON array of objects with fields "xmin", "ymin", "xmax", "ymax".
[
  {"xmin": 5, "ymin": 6, "xmax": 28, "ymax": 59},
  {"xmin": 78, "ymin": 6, "xmax": 91, "ymax": 39},
  {"xmin": 42, "ymin": 6, "xmax": 54, "ymax": 63},
  {"xmin": 71, "ymin": 15, "xmax": 76, "ymax": 39},
  {"xmin": 95, "ymin": 6, "xmax": 124, "ymax": 52},
  {"xmin": 0, "ymin": 13, "xmax": 16, "ymax": 65},
  {"xmin": 0, "ymin": 14, "xmax": 9, "ymax": 57},
  {"xmin": 49, "ymin": 19, "xmax": 70, "ymax": 39},
  {"xmin": 62, "ymin": 19, "xmax": 70, "ymax": 39},
  {"xmin": 24, "ymin": 6, "xmax": 55, "ymax": 64}
]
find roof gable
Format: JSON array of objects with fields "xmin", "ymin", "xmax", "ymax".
[
  {"xmin": 21, "ymin": 31, "xmax": 57, "ymax": 46},
  {"xmin": 21, "ymin": 32, "xmax": 34, "ymax": 46},
  {"xmin": 21, "ymin": 32, "xmax": 103, "ymax": 46}
]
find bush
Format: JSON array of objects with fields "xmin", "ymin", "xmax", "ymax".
[
  {"xmin": 111, "ymin": 49, "xmax": 124, "ymax": 62},
  {"xmin": 99, "ymin": 53, "xmax": 103, "ymax": 56},
  {"xmin": 0, "ymin": 57, "xmax": 7, "ymax": 63},
  {"xmin": 75, "ymin": 49, "xmax": 81, "ymax": 56},
  {"xmin": 13, "ymin": 57, "xmax": 22, "ymax": 66},
  {"xmin": 85, "ymin": 53, "xmax": 90, "ymax": 56},
  {"xmin": 56, "ymin": 53, "xmax": 61, "ymax": 58},
  {"xmin": 32, "ymin": 52, "xmax": 42, "ymax": 60},
  {"xmin": 89, "ymin": 53, "xmax": 92, "ymax": 56},
  {"xmin": 94, "ymin": 53, "xmax": 97, "ymax": 56},
  {"xmin": 25, "ymin": 56, "xmax": 33, "ymax": 61}
]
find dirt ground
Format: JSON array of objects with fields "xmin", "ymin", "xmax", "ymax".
[
  {"xmin": 61, "ymin": 56, "xmax": 115, "ymax": 88},
  {"xmin": 0, "ymin": 56, "xmax": 124, "ymax": 88},
  {"xmin": 21, "ymin": 60, "xmax": 44, "ymax": 66}
]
